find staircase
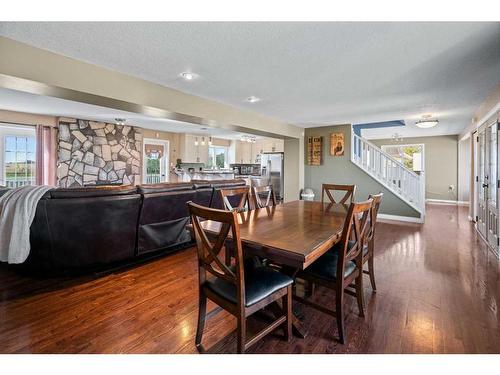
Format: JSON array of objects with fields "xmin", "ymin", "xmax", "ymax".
[{"xmin": 351, "ymin": 132, "xmax": 425, "ymax": 217}]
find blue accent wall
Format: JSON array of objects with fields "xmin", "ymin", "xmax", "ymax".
[{"xmin": 352, "ymin": 120, "xmax": 405, "ymax": 137}]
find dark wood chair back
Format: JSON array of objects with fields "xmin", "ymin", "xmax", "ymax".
[
  {"xmin": 321, "ymin": 184, "xmax": 356, "ymax": 205},
  {"xmin": 219, "ymin": 186, "xmax": 250, "ymax": 212},
  {"xmin": 188, "ymin": 202, "xmax": 245, "ymax": 304},
  {"xmin": 337, "ymin": 198, "xmax": 373, "ymax": 277},
  {"xmin": 252, "ymin": 185, "xmax": 277, "ymax": 208},
  {"xmin": 366, "ymin": 193, "xmax": 383, "ymax": 243}
]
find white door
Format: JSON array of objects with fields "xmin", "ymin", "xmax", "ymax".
[
  {"xmin": 487, "ymin": 121, "xmax": 499, "ymax": 249},
  {"xmin": 477, "ymin": 128, "xmax": 488, "ymax": 238},
  {"xmin": 143, "ymin": 139, "xmax": 169, "ymax": 184}
]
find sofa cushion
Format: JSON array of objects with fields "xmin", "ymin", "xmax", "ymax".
[
  {"xmin": 138, "ymin": 182, "xmax": 195, "ymax": 194},
  {"xmin": 50, "ymin": 185, "xmax": 138, "ymax": 199}
]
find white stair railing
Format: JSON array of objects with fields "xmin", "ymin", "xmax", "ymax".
[{"xmin": 351, "ymin": 132, "xmax": 425, "ymax": 215}]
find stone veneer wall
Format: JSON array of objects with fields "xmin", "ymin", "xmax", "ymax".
[{"xmin": 57, "ymin": 119, "xmax": 142, "ymax": 187}]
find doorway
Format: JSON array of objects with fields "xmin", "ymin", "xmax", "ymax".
[
  {"xmin": 143, "ymin": 138, "xmax": 170, "ymax": 184},
  {"xmin": 475, "ymin": 119, "xmax": 500, "ymax": 252}
]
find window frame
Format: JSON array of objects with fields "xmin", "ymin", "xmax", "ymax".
[
  {"xmin": 0, "ymin": 123, "xmax": 37, "ymax": 188},
  {"xmin": 381, "ymin": 143, "xmax": 425, "ymax": 172},
  {"xmin": 207, "ymin": 145, "xmax": 229, "ymax": 169}
]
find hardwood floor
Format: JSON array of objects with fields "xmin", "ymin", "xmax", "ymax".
[{"xmin": 1, "ymin": 204, "xmax": 499, "ymax": 353}]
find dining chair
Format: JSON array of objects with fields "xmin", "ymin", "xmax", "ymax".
[
  {"xmin": 219, "ymin": 186, "xmax": 251, "ymax": 212},
  {"xmin": 252, "ymin": 185, "xmax": 277, "ymax": 208},
  {"xmin": 321, "ymin": 183, "xmax": 356, "ymax": 205},
  {"xmin": 188, "ymin": 201, "xmax": 293, "ymax": 353},
  {"xmin": 363, "ymin": 193, "xmax": 383, "ymax": 292},
  {"xmin": 294, "ymin": 198, "xmax": 373, "ymax": 344}
]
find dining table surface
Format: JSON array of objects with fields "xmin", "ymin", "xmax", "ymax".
[{"xmin": 197, "ymin": 200, "xmax": 349, "ymax": 270}]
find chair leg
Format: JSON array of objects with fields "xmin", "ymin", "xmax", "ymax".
[
  {"xmin": 368, "ymin": 255, "xmax": 377, "ymax": 292},
  {"xmin": 355, "ymin": 273, "xmax": 365, "ymax": 318},
  {"xmin": 195, "ymin": 289, "xmax": 207, "ymax": 352},
  {"xmin": 335, "ymin": 287, "xmax": 346, "ymax": 344},
  {"xmin": 282, "ymin": 285, "xmax": 292, "ymax": 342},
  {"xmin": 237, "ymin": 313, "xmax": 246, "ymax": 354}
]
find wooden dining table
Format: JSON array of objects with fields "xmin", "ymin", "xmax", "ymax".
[{"xmin": 192, "ymin": 200, "xmax": 349, "ymax": 338}]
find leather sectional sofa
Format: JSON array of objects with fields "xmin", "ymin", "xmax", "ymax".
[{"xmin": 22, "ymin": 179, "xmax": 246, "ymax": 271}]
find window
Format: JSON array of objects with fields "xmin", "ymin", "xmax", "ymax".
[
  {"xmin": 207, "ymin": 146, "xmax": 228, "ymax": 169},
  {"xmin": 381, "ymin": 144, "xmax": 424, "ymax": 172},
  {"xmin": 4, "ymin": 135, "xmax": 36, "ymax": 188}
]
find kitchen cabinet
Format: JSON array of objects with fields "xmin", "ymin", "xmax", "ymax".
[
  {"xmin": 179, "ymin": 134, "xmax": 209, "ymax": 164},
  {"xmin": 261, "ymin": 138, "xmax": 284, "ymax": 153},
  {"xmin": 235, "ymin": 141, "xmax": 252, "ymax": 164},
  {"xmin": 233, "ymin": 138, "xmax": 285, "ymax": 164}
]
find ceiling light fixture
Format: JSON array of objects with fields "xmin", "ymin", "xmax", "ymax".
[
  {"xmin": 181, "ymin": 72, "xmax": 196, "ymax": 81},
  {"xmin": 415, "ymin": 115, "xmax": 439, "ymax": 129},
  {"xmin": 194, "ymin": 137, "xmax": 199, "ymax": 146},
  {"xmin": 115, "ymin": 118, "xmax": 126, "ymax": 126},
  {"xmin": 201, "ymin": 137, "xmax": 206, "ymax": 146},
  {"xmin": 241, "ymin": 135, "xmax": 256, "ymax": 143},
  {"xmin": 246, "ymin": 96, "xmax": 260, "ymax": 103}
]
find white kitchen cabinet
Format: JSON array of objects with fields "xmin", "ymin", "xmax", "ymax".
[
  {"xmin": 261, "ymin": 138, "xmax": 284, "ymax": 153},
  {"xmin": 236, "ymin": 141, "xmax": 252, "ymax": 164},
  {"xmin": 179, "ymin": 134, "xmax": 209, "ymax": 164}
]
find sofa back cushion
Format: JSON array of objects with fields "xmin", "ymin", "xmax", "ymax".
[
  {"xmin": 50, "ymin": 185, "xmax": 138, "ymax": 199},
  {"xmin": 29, "ymin": 194, "xmax": 142, "ymax": 268}
]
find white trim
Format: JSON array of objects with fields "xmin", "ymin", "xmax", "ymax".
[
  {"xmin": 426, "ymin": 199, "xmax": 470, "ymax": 205},
  {"xmin": 377, "ymin": 213, "xmax": 423, "ymax": 224}
]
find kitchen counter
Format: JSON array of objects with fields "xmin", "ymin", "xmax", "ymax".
[{"xmin": 169, "ymin": 170, "xmax": 235, "ymax": 182}]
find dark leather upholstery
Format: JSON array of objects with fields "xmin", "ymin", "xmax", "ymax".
[
  {"xmin": 205, "ymin": 263, "xmax": 293, "ymax": 307},
  {"xmin": 208, "ymin": 179, "xmax": 247, "ymax": 210},
  {"xmin": 29, "ymin": 194, "xmax": 141, "ymax": 269},
  {"xmin": 137, "ymin": 182, "xmax": 194, "ymax": 194},
  {"xmin": 50, "ymin": 185, "xmax": 138, "ymax": 199},
  {"xmin": 301, "ymin": 247, "xmax": 356, "ymax": 281},
  {"xmin": 138, "ymin": 187, "xmax": 198, "ymax": 255},
  {"xmin": 27, "ymin": 180, "xmax": 247, "ymax": 270}
]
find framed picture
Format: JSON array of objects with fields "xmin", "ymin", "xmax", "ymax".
[
  {"xmin": 330, "ymin": 133, "xmax": 345, "ymax": 156},
  {"xmin": 307, "ymin": 136, "xmax": 322, "ymax": 166}
]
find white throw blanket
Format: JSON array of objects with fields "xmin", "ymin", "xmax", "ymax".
[{"xmin": 0, "ymin": 185, "xmax": 54, "ymax": 264}]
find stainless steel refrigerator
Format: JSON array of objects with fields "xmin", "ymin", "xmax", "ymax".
[{"xmin": 260, "ymin": 152, "xmax": 284, "ymax": 201}]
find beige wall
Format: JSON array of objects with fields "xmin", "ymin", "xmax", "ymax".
[
  {"xmin": 371, "ymin": 135, "xmax": 459, "ymax": 201},
  {"xmin": 304, "ymin": 125, "xmax": 420, "ymax": 218},
  {"xmin": 0, "ymin": 109, "xmax": 57, "ymax": 127}
]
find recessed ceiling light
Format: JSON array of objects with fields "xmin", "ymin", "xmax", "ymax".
[
  {"xmin": 181, "ymin": 72, "xmax": 196, "ymax": 81},
  {"xmin": 246, "ymin": 96, "xmax": 261, "ymax": 103},
  {"xmin": 115, "ymin": 118, "xmax": 126, "ymax": 125}
]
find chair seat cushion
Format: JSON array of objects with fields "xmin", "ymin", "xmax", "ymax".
[
  {"xmin": 205, "ymin": 263, "xmax": 293, "ymax": 307},
  {"xmin": 301, "ymin": 247, "xmax": 357, "ymax": 282}
]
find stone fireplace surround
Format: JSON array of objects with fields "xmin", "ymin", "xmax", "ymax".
[{"xmin": 57, "ymin": 118, "xmax": 142, "ymax": 187}]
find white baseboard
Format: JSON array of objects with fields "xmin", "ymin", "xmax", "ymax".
[
  {"xmin": 377, "ymin": 213, "xmax": 423, "ymax": 224},
  {"xmin": 426, "ymin": 199, "xmax": 470, "ymax": 206}
]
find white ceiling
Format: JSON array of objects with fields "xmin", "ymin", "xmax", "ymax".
[
  {"xmin": 1, "ymin": 22, "xmax": 499, "ymax": 138},
  {"xmin": 0, "ymin": 87, "xmax": 268, "ymax": 140}
]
